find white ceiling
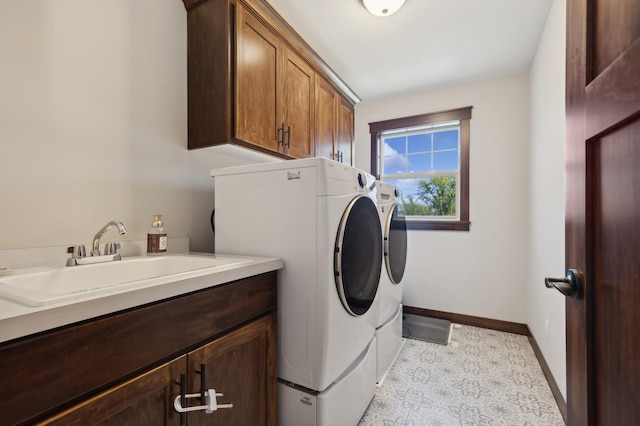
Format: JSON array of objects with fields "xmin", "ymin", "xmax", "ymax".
[{"xmin": 266, "ymin": 0, "xmax": 555, "ymax": 102}]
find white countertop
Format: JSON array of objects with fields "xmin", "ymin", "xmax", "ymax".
[{"xmin": 0, "ymin": 253, "xmax": 282, "ymax": 344}]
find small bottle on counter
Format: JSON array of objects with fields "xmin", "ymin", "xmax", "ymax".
[{"xmin": 147, "ymin": 214, "xmax": 167, "ymax": 256}]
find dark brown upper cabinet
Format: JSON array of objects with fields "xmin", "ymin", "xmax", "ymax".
[{"xmin": 182, "ymin": 0, "xmax": 358, "ymax": 159}]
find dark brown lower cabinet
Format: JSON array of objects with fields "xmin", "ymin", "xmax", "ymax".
[
  {"xmin": 188, "ymin": 314, "xmax": 276, "ymax": 426},
  {"xmin": 0, "ymin": 272, "xmax": 277, "ymax": 426},
  {"xmin": 40, "ymin": 314, "xmax": 277, "ymax": 425},
  {"xmin": 41, "ymin": 356, "xmax": 186, "ymax": 426}
]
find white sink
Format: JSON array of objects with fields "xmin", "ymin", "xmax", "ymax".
[{"xmin": 0, "ymin": 255, "xmax": 253, "ymax": 307}]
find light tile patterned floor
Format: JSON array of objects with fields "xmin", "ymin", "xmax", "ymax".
[{"xmin": 359, "ymin": 324, "xmax": 565, "ymax": 426}]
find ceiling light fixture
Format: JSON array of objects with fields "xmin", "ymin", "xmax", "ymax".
[{"xmin": 362, "ymin": 0, "xmax": 406, "ymax": 17}]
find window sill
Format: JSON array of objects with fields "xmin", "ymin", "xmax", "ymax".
[{"xmin": 406, "ymin": 220, "xmax": 470, "ymax": 231}]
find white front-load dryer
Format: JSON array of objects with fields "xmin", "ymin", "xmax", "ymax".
[
  {"xmin": 374, "ymin": 180, "xmax": 408, "ymax": 383},
  {"xmin": 212, "ymin": 158, "xmax": 382, "ymax": 426}
]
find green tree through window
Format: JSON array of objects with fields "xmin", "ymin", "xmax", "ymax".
[
  {"xmin": 401, "ymin": 177, "xmax": 456, "ymax": 216},
  {"xmin": 417, "ymin": 176, "xmax": 456, "ymax": 216}
]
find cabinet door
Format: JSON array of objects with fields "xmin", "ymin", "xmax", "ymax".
[
  {"xmin": 236, "ymin": 4, "xmax": 282, "ymax": 154},
  {"xmin": 41, "ymin": 356, "xmax": 186, "ymax": 426},
  {"xmin": 282, "ymin": 48, "xmax": 315, "ymax": 158},
  {"xmin": 336, "ymin": 95, "xmax": 354, "ymax": 165},
  {"xmin": 187, "ymin": 313, "xmax": 277, "ymax": 426},
  {"xmin": 315, "ymin": 76, "xmax": 337, "ymax": 160}
]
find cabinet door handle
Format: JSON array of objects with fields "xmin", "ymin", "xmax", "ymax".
[
  {"xmin": 174, "ymin": 389, "xmax": 233, "ymax": 414},
  {"xmin": 196, "ymin": 363, "xmax": 206, "ymax": 405},
  {"xmin": 277, "ymin": 123, "xmax": 285, "ymax": 148},
  {"xmin": 175, "ymin": 373, "xmax": 186, "ymax": 425},
  {"xmin": 284, "ymin": 125, "xmax": 291, "ymax": 149}
]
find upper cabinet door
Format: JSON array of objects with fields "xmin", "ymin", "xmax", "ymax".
[
  {"xmin": 236, "ymin": 4, "xmax": 282, "ymax": 154},
  {"xmin": 315, "ymin": 76, "xmax": 337, "ymax": 160},
  {"xmin": 336, "ymin": 96, "xmax": 354, "ymax": 166},
  {"xmin": 315, "ymin": 75, "xmax": 354, "ymax": 165},
  {"xmin": 282, "ymin": 48, "xmax": 315, "ymax": 159}
]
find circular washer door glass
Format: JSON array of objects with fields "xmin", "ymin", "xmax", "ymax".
[
  {"xmin": 384, "ymin": 203, "xmax": 407, "ymax": 284},
  {"xmin": 334, "ymin": 196, "xmax": 383, "ymax": 316}
]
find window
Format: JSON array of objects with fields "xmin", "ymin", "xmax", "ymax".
[{"xmin": 369, "ymin": 107, "xmax": 472, "ymax": 231}]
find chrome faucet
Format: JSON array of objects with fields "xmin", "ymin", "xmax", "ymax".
[
  {"xmin": 92, "ymin": 220, "xmax": 127, "ymax": 256},
  {"xmin": 66, "ymin": 220, "xmax": 127, "ymax": 266}
]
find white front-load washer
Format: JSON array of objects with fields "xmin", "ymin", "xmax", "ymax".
[
  {"xmin": 374, "ymin": 180, "xmax": 408, "ymax": 383},
  {"xmin": 212, "ymin": 158, "xmax": 382, "ymax": 426}
]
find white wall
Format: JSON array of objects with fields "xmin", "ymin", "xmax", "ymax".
[
  {"xmin": 0, "ymin": 0, "xmax": 272, "ymax": 253},
  {"xmin": 527, "ymin": 0, "xmax": 566, "ymax": 397},
  {"xmin": 354, "ymin": 74, "xmax": 531, "ymax": 324}
]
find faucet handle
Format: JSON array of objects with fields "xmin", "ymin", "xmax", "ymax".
[
  {"xmin": 67, "ymin": 244, "xmax": 87, "ymax": 258},
  {"xmin": 104, "ymin": 242, "xmax": 121, "ymax": 255}
]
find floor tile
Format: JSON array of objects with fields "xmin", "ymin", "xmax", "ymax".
[{"xmin": 360, "ymin": 324, "xmax": 565, "ymax": 426}]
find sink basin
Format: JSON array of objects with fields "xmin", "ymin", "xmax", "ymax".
[{"xmin": 0, "ymin": 255, "xmax": 253, "ymax": 307}]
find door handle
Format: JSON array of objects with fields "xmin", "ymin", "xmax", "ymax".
[{"xmin": 545, "ymin": 269, "xmax": 581, "ymax": 297}]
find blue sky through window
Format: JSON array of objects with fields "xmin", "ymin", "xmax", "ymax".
[
  {"xmin": 382, "ymin": 128, "xmax": 459, "ymax": 174},
  {"xmin": 381, "ymin": 125, "xmax": 460, "ymax": 216}
]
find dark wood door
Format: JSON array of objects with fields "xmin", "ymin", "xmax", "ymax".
[
  {"xmin": 564, "ymin": 0, "xmax": 640, "ymax": 424},
  {"xmin": 41, "ymin": 357, "xmax": 185, "ymax": 426},
  {"xmin": 187, "ymin": 313, "xmax": 277, "ymax": 426}
]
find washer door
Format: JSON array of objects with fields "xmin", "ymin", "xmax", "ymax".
[
  {"xmin": 384, "ymin": 203, "xmax": 407, "ymax": 284},
  {"xmin": 334, "ymin": 196, "xmax": 383, "ymax": 316}
]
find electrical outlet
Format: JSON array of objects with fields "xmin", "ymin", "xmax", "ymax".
[{"xmin": 544, "ymin": 319, "xmax": 550, "ymax": 343}]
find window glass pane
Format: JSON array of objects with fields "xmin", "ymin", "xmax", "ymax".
[
  {"xmin": 385, "ymin": 177, "xmax": 457, "ymax": 217},
  {"xmin": 384, "ymin": 137, "xmax": 406, "ymax": 155},
  {"xmin": 433, "ymin": 129, "xmax": 458, "ymax": 150},
  {"xmin": 433, "ymin": 150, "xmax": 459, "ymax": 170},
  {"xmin": 383, "ymin": 155, "xmax": 407, "ymax": 174},
  {"xmin": 407, "ymin": 133, "xmax": 431, "ymax": 153},
  {"xmin": 407, "ymin": 153, "xmax": 432, "ymax": 172}
]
